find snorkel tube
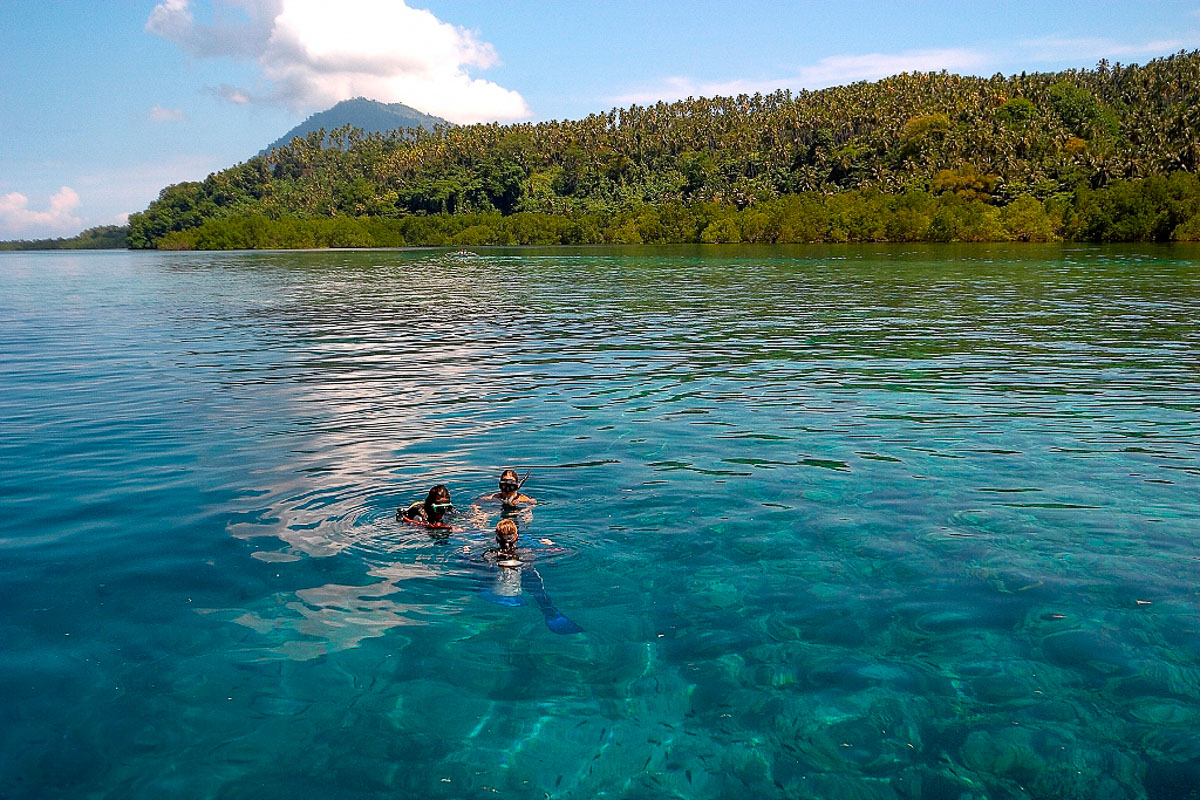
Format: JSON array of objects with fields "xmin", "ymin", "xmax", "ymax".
[{"xmin": 500, "ymin": 470, "xmax": 533, "ymax": 510}]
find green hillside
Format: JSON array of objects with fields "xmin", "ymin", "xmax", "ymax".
[
  {"xmin": 129, "ymin": 52, "xmax": 1200, "ymax": 249},
  {"xmin": 0, "ymin": 225, "xmax": 128, "ymax": 251},
  {"xmin": 260, "ymin": 97, "xmax": 449, "ymax": 154}
]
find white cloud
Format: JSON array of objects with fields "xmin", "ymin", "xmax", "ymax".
[
  {"xmin": 0, "ymin": 187, "xmax": 83, "ymax": 239},
  {"xmin": 150, "ymin": 104, "xmax": 188, "ymax": 122},
  {"xmin": 794, "ymin": 49, "xmax": 989, "ymax": 87},
  {"xmin": 610, "ymin": 33, "xmax": 1196, "ymax": 108},
  {"xmin": 214, "ymin": 84, "xmax": 252, "ymax": 104},
  {"xmin": 612, "ymin": 48, "xmax": 989, "ymax": 105},
  {"xmin": 147, "ymin": 0, "xmax": 278, "ymax": 58},
  {"xmin": 1018, "ymin": 36, "xmax": 1187, "ymax": 63},
  {"xmin": 147, "ymin": 0, "xmax": 530, "ymax": 123}
]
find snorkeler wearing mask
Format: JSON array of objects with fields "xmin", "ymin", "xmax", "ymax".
[
  {"xmin": 484, "ymin": 469, "xmax": 535, "ymax": 510},
  {"xmin": 398, "ymin": 484, "xmax": 454, "ymax": 528},
  {"xmin": 479, "ymin": 519, "xmax": 582, "ymax": 634},
  {"xmin": 489, "ymin": 518, "xmax": 523, "ymax": 567}
]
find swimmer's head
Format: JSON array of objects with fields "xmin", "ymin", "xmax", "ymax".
[
  {"xmin": 425, "ymin": 485, "xmax": 452, "ymax": 516},
  {"xmin": 495, "ymin": 518, "xmax": 519, "ymax": 550},
  {"xmin": 499, "ymin": 469, "xmax": 520, "ymax": 493}
]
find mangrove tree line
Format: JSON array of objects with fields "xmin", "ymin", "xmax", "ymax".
[{"xmin": 129, "ymin": 52, "xmax": 1200, "ymax": 249}]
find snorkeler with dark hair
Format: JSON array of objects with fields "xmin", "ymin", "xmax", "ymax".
[{"xmin": 398, "ymin": 484, "xmax": 454, "ymax": 529}]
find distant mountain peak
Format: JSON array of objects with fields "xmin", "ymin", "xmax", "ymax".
[{"xmin": 261, "ymin": 98, "xmax": 450, "ymax": 154}]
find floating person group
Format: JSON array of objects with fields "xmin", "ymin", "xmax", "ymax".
[{"xmin": 396, "ymin": 469, "xmax": 582, "ymax": 635}]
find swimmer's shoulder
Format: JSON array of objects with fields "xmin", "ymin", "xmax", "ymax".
[{"xmin": 399, "ymin": 501, "xmax": 426, "ymax": 520}]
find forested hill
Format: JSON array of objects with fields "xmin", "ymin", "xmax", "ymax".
[
  {"xmin": 130, "ymin": 52, "xmax": 1200, "ymax": 248},
  {"xmin": 0, "ymin": 225, "xmax": 128, "ymax": 251},
  {"xmin": 260, "ymin": 98, "xmax": 449, "ymax": 154}
]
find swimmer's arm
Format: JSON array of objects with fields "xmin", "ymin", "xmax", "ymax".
[
  {"xmin": 500, "ymin": 495, "xmax": 536, "ymax": 511},
  {"xmin": 463, "ymin": 505, "xmax": 491, "ymax": 528}
]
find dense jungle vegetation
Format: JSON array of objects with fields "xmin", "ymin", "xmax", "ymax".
[
  {"xmin": 129, "ymin": 52, "xmax": 1200, "ymax": 249},
  {"xmin": 0, "ymin": 225, "xmax": 128, "ymax": 251}
]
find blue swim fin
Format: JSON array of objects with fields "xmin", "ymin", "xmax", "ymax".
[
  {"xmin": 543, "ymin": 611, "xmax": 584, "ymax": 635},
  {"xmin": 517, "ymin": 566, "xmax": 583, "ymax": 635}
]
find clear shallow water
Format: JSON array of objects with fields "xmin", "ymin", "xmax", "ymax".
[{"xmin": 1, "ymin": 244, "xmax": 1199, "ymax": 799}]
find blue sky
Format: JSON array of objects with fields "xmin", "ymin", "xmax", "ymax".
[{"xmin": 1, "ymin": 0, "xmax": 1198, "ymax": 239}]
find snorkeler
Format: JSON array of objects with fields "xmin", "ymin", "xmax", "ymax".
[
  {"xmin": 481, "ymin": 519, "xmax": 526, "ymax": 605},
  {"xmin": 398, "ymin": 484, "xmax": 454, "ymax": 528},
  {"xmin": 479, "ymin": 519, "xmax": 582, "ymax": 634},
  {"xmin": 483, "ymin": 469, "xmax": 536, "ymax": 510},
  {"xmin": 489, "ymin": 518, "xmax": 523, "ymax": 565}
]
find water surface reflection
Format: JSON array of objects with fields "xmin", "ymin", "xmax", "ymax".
[{"xmin": 1, "ymin": 245, "xmax": 1198, "ymax": 798}]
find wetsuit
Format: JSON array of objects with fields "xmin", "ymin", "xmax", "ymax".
[
  {"xmin": 399, "ymin": 502, "xmax": 448, "ymax": 527},
  {"xmin": 475, "ymin": 547, "xmax": 583, "ymax": 634},
  {"xmin": 482, "ymin": 547, "xmax": 526, "ymax": 601}
]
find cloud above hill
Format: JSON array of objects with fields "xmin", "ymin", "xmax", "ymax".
[
  {"xmin": 1018, "ymin": 35, "xmax": 1184, "ymax": 63},
  {"xmin": 611, "ymin": 48, "xmax": 988, "ymax": 105},
  {"xmin": 610, "ymin": 33, "xmax": 1190, "ymax": 107},
  {"xmin": 146, "ymin": 0, "xmax": 530, "ymax": 124},
  {"xmin": 0, "ymin": 187, "xmax": 83, "ymax": 238}
]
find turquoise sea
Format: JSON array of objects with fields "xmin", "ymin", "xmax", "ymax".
[{"xmin": 2, "ymin": 245, "xmax": 1199, "ymax": 799}]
